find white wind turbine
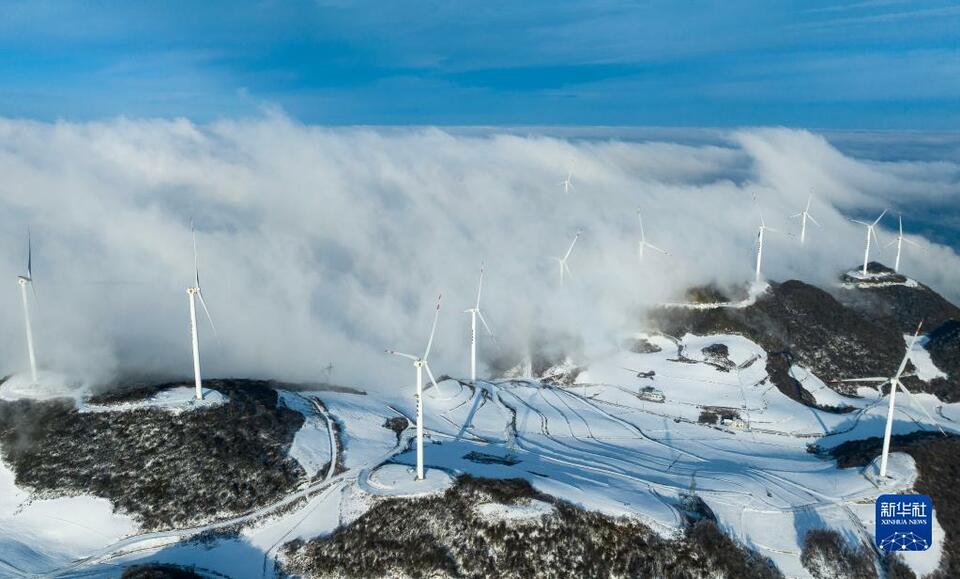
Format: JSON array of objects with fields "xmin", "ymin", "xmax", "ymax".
[
  {"xmin": 559, "ymin": 160, "xmax": 575, "ymax": 193},
  {"xmin": 753, "ymin": 198, "xmax": 787, "ymax": 283},
  {"xmin": 886, "ymin": 214, "xmax": 920, "ymax": 273},
  {"xmin": 636, "ymin": 210, "xmax": 668, "ymax": 261},
  {"xmin": 387, "ymin": 294, "xmax": 442, "ymax": 481},
  {"xmin": 791, "ymin": 193, "xmax": 820, "ymax": 244},
  {"xmin": 552, "ymin": 230, "xmax": 581, "ymax": 286},
  {"xmin": 17, "ymin": 229, "xmax": 38, "ymax": 384},
  {"xmin": 850, "ymin": 210, "xmax": 887, "ymax": 276},
  {"xmin": 465, "ymin": 264, "xmax": 495, "ymax": 383},
  {"xmin": 835, "ymin": 323, "xmax": 945, "ymax": 479},
  {"xmin": 186, "ymin": 225, "xmax": 217, "ymax": 401}
]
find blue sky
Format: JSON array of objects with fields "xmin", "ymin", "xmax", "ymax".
[{"xmin": 0, "ymin": 0, "xmax": 958, "ymax": 128}]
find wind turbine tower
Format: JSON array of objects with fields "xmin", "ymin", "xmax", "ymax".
[
  {"xmin": 387, "ymin": 294, "xmax": 442, "ymax": 480},
  {"xmin": 636, "ymin": 210, "xmax": 668, "ymax": 261},
  {"xmin": 850, "ymin": 210, "xmax": 887, "ymax": 276},
  {"xmin": 17, "ymin": 230, "xmax": 38, "ymax": 384},
  {"xmin": 186, "ymin": 226, "xmax": 217, "ymax": 400},
  {"xmin": 552, "ymin": 230, "xmax": 581, "ymax": 286},
  {"xmin": 465, "ymin": 264, "xmax": 495, "ymax": 382},
  {"xmin": 791, "ymin": 193, "xmax": 820, "ymax": 244},
  {"xmin": 887, "ymin": 214, "xmax": 919, "ymax": 273}
]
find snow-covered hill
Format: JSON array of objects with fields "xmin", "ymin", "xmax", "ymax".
[{"xmin": 0, "ymin": 264, "xmax": 958, "ymax": 579}]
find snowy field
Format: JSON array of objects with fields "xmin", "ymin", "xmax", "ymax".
[{"xmin": 0, "ymin": 331, "xmax": 955, "ymax": 578}]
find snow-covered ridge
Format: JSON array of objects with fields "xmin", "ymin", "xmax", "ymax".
[
  {"xmin": 659, "ymin": 281, "xmax": 769, "ymax": 310},
  {"xmin": 79, "ymin": 386, "xmax": 227, "ymax": 414},
  {"xmin": 840, "ymin": 267, "xmax": 919, "ymax": 289}
]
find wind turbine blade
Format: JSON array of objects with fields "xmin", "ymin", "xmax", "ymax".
[
  {"xmin": 385, "ymin": 350, "xmax": 419, "ymax": 361},
  {"xmin": 893, "ymin": 322, "xmax": 923, "ymax": 380},
  {"xmin": 26, "ymin": 227, "xmax": 32, "ymax": 280},
  {"xmin": 870, "ymin": 227, "xmax": 882, "ymax": 252},
  {"xmin": 904, "ymin": 238, "xmax": 921, "ymax": 247},
  {"xmin": 752, "ymin": 192, "xmax": 766, "ymax": 227},
  {"xmin": 424, "ymin": 362, "xmax": 440, "ymax": 393},
  {"xmin": 806, "ymin": 194, "xmax": 812, "ymax": 212},
  {"xmin": 885, "ymin": 239, "xmax": 898, "ymax": 248},
  {"xmin": 423, "ymin": 294, "xmax": 442, "ymax": 360},
  {"xmin": 637, "ymin": 210, "xmax": 645, "ymax": 240},
  {"xmin": 563, "ymin": 231, "xmax": 580, "ymax": 261},
  {"xmin": 477, "ymin": 310, "xmax": 494, "ymax": 337},
  {"xmin": 563, "ymin": 261, "xmax": 573, "ymax": 280},
  {"xmin": 197, "ymin": 291, "xmax": 218, "ymax": 337},
  {"xmin": 646, "ymin": 243, "xmax": 668, "ymax": 255},
  {"xmin": 192, "ymin": 223, "xmax": 200, "ymax": 289},
  {"xmin": 808, "ymin": 214, "xmax": 821, "ymax": 227},
  {"xmin": 475, "ymin": 263, "xmax": 484, "ymax": 309},
  {"xmin": 849, "ymin": 219, "xmax": 869, "ymax": 226},
  {"xmin": 872, "ymin": 209, "xmax": 887, "ymax": 226},
  {"xmin": 790, "ymin": 212, "xmax": 803, "ymax": 219},
  {"xmin": 895, "ymin": 379, "xmax": 947, "ymax": 436}
]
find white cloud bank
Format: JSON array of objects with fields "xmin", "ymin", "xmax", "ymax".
[{"xmin": 0, "ymin": 116, "xmax": 957, "ymax": 391}]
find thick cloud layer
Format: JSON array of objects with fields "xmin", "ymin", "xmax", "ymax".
[{"xmin": 0, "ymin": 116, "xmax": 957, "ymax": 390}]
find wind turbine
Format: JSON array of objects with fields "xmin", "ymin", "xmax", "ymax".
[
  {"xmin": 552, "ymin": 230, "xmax": 581, "ymax": 286},
  {"xmin": 850, "ymin": 210, "xmax": 887, "ymax": 276},
  {"xmin": 791, "ymin": 193, "xmax": 820, "ymax": 244},
  {"xmin": 465, "ymin": 264, "xmax": 495, "ymax": 383},
  {"xmin": 387, "ymin": 294, "xmax": 442, "ymax": 481},
  {"xmin": 753, "ymin": 198, "xmax": 787, "ymax": 283},
  {"xmin": 17, "ymin": 229, "xmax": 38, "ymax": 384},
  {"xmin": 186, "ymin": 225, "xmax": 217, "ymax": 401},
  {"xmin": 835, "ymin": 323, "xmax": 945, "ymax": 478},
  {"xmin": 636, "ymin": 210, "xmax": 668, "ymax": 261},
  {"xmin": 886, "ymin": 214, "xmax": 920, "ymax": 273},
  {"xmin": 559, "ymin": 161, "xmax": 575, "ymax": 193},
  {"xmin": 322, "ymin": 363, "xmax": 334, "ymax": 383}
]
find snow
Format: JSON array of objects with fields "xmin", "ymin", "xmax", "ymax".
[
  {"xmin": 906, "ymin": 334, "xmax": 947, "ymax": 382},
  {"xmin": 940, "ymin": 402, "xmax": 960, "ymax": 423},
  {"xmin": 277, "ymin": 390, "xmax": 332, "ymax": 478},
  {"xmin": 79, "ymin": 386, "xmax": 228, "ymax": 414},
  {"xmin": 10, "ymin": 330, "xmax": 959, "ymax": 578},
  {"xmin": 475, "ymin": 500, "xmax": 555, "ymax": 524},
  {"xmin": 307, "ymin": 390, "xmax": 401, "ymax": 471},
  {"xmin": 840, "ymin": 268, "xmax": 919, "ymax": 289},
  {"xmin": 0, "ymin": 455, "xmax": 138, "ymax": 576},
  {"xmin": 362, "ymin": 464, "xmax": 454, "ymax": 497},
  {"xmin": 0, "ymin": 371, "xmax": 86, "ymax": 403},
  {"xmin": 659, "ymin": 281, "xmax": 769, "ymax": 310}
]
